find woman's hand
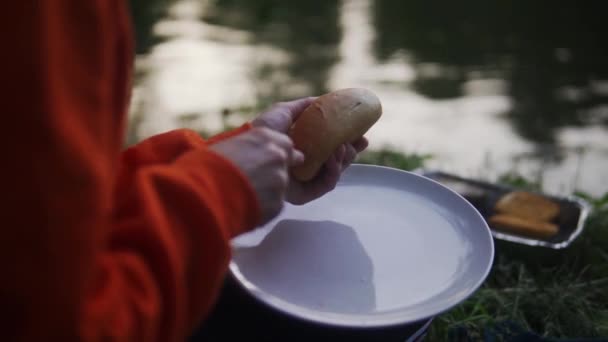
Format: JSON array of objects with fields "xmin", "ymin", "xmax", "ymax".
[
  {"xmin": 252, "ymin": 98, "xmax": 369, "ymax": 205},
  {"xmin": 209, "ymin": 127, "xmax": 304, "ymax": 224}
]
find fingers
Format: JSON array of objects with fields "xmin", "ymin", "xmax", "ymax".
[
  {"xmin": 342, "ymin": 143, "xmax": 357, "ymax": 168},
  {"xmin": 278, "ymin": 96, "xmax": 316, "ymax": 115},
  {"xmin": 321, "ymin": 152, "xmax": 341, "ymax": 191},
  {"xmin": 316, "ymin": 146, "xmax": 344, "ymax": 190},
  {"xmin": 336, "ymin": 144, "xmax": 346, "ymax": 164},
  {"xmin": 352, "ymin": 137, "xmax": 369, "ymax": 153},
  {"xmin": 326, "ymin": 143, "xmax": 357, "ymax": 172},
  {"xmin": 256, "ymin": 127, "xmax": 292, "ymax": 150},
  {"xmin": 253, "ymin": 127, "xmax": 303, "ymax": 167},
  {"xmin": 339, "ymin": 138, "xmax": 367, "ymax": 170},
  {"xmin": 285, "ymin": 141, "xmax": 364, "ymax": 205},
  {"xmin": 275, "ymin": 97, "xmax": 316, "ymax": 122},
  {"xmin": 291, "ymin": 149, "xmax": 305, "ymax": 166},
  {"xmin": 254, "ymin": 97, "xmax": 316, "ymax": 132}
]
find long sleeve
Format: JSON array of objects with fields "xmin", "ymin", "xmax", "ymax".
[
  {"xmin": 85, "ymin": 134, "xmax": 261, "ymax": 341},
  {"xmin": 0, "ymin": 1, "xmax": 260, "ymax": 341}
]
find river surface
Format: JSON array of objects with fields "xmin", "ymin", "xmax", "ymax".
[{"xmin": 129, "ymin": 0, "xmax": 608, "ymax": 196}]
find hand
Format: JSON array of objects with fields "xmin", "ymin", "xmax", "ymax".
[
  {"xmin": 287, "ymin": 138, "xmax": 368, "ymax": 204},
  {"xmin": 209, "ymin": 127, "xmax": 304, "ymax": 224},
  {"xmin": 252, "ymin": 98, "xmax": 370, "ymax": 205},
  {"xmin": 251, "ymin": 97, "xmax": 316, "ymax": 132}
]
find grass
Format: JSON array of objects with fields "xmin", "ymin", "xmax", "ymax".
[
  {"xmin": 357, "ymin": 148, "xmax": 432, "ymax": 171},
  {"xmin": 358, "ymin": 148, "xmax": 608, "ymax": 341}
]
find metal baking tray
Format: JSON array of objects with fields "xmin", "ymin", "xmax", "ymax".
[{"xmin": 421, "ymin": 170, "xmax": 591, "ymax": 249}]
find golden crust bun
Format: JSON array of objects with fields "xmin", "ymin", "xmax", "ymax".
[
  {"xmin": 494, "ymin": 191, "xmax": 560, "ymax": 222},
  {"xmin": 288, "ymin": 88, "xmax": 382, "ymax": 181},
  {"xmin": 489, "ymin": 214, "xmax": 559, "ymax": 239}
]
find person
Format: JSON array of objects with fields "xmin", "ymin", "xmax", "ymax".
[{"xmin": 1, "ymin": 1, "xmax": 367, "ymax": 341}]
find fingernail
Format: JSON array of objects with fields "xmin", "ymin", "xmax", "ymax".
[{"xmin": 293, "ymin": 149, "xmax": 305, "ymax": 164}]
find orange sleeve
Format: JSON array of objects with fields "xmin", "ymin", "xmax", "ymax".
[
  {"xmin": 123, "ymin": 124, "xmax": 253, "ymax": 167},
  {"xmin": 0, "ymin": 1, "xmax": 260, "ymax": 341},
  {"xmin": 86, "ymin": 135, "xmax": 261, "ymax": 341},
  {"xmin": 205, "ymin": 124, "xmax": 252, "ymax": 145},
  {"xmin": 122, "ymin": 129, "xmax": 208, "ymax": 166}
]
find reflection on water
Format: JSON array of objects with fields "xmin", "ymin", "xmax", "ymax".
[
  {"xmin": 203, "ymin": 0, "xmax": 341, "ymax": 100},
  {"xmin": 374, "ymin": 0, "xmax": 608, "ymax": 142},
  {"xmin": 128, "ymin": 0, "xmax": 608, "ymax": 195}
]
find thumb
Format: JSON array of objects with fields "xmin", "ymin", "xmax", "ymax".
[
  {"xmin": 268, "ymin": 97, "xmax": 317, "ymax": 132},
  {"xmin": 282, "ymin": 97, "xmax": 316, "ymax": 122}
]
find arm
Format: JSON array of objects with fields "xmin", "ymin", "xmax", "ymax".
[
  {"xmin": 90, "ymin": 144, "xmax": 260, "ymax": 341},
  {"xmin": 123, "ymin": 123, "xmax": 253, "ymax": 168},
  {"xmin": 0, "ymin": 1, "xmax": 260, "ymax": 341}
]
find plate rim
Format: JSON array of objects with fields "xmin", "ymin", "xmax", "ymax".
[{"xmin": 229, "ymin": 164, "xmax": 495, "ymax": 328}]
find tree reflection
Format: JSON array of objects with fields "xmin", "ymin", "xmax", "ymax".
[
  {"xmin": 129, "ymin": 0, "xmax": 172, "ymax": 54},
  {"xmin": 373, "ymin": 0, "xmax": 608, "ymax": 143},
  {"xmin": 203, "ymin": 0, "xmax": 341, "ymax": 102}
]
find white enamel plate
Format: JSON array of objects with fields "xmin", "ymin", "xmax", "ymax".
[{"xmin": 230, "ymin": 164, "xmax": 494, "ymax": 327}]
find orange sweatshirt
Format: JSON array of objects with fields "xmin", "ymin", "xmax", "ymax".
[{"xmin": 1, "ymin": 1, "xmax": 260, "ymax": 341}]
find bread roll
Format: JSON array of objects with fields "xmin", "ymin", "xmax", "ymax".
[
  {"xmin": 489, "ymin": 214, "xmax": 559, "ymax": 239},
  {"xmin": 288, "ymin": 88, "xmax": 382, "ymax": 181},
  {"xmin": 494, "ymin": 191, "xmax": 560, "ymax": 221}
]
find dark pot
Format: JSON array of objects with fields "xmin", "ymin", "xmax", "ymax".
[{"xmin": 190, "ymin": 274, "xmax": 432, "ymax": 342}]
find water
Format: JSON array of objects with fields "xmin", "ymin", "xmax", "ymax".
[{"xmin": 129, "ymin": 0, "xmax": 608, "ymax": 196}]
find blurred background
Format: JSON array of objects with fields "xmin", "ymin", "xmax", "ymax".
[{"xmin": 127, "ymin": 0, "xmax": 608, "ymax": 197}]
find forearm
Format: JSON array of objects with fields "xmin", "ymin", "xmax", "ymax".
[{"xmin": 83, "ymin": 148, "xmax": 260, "ymax": 341}]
